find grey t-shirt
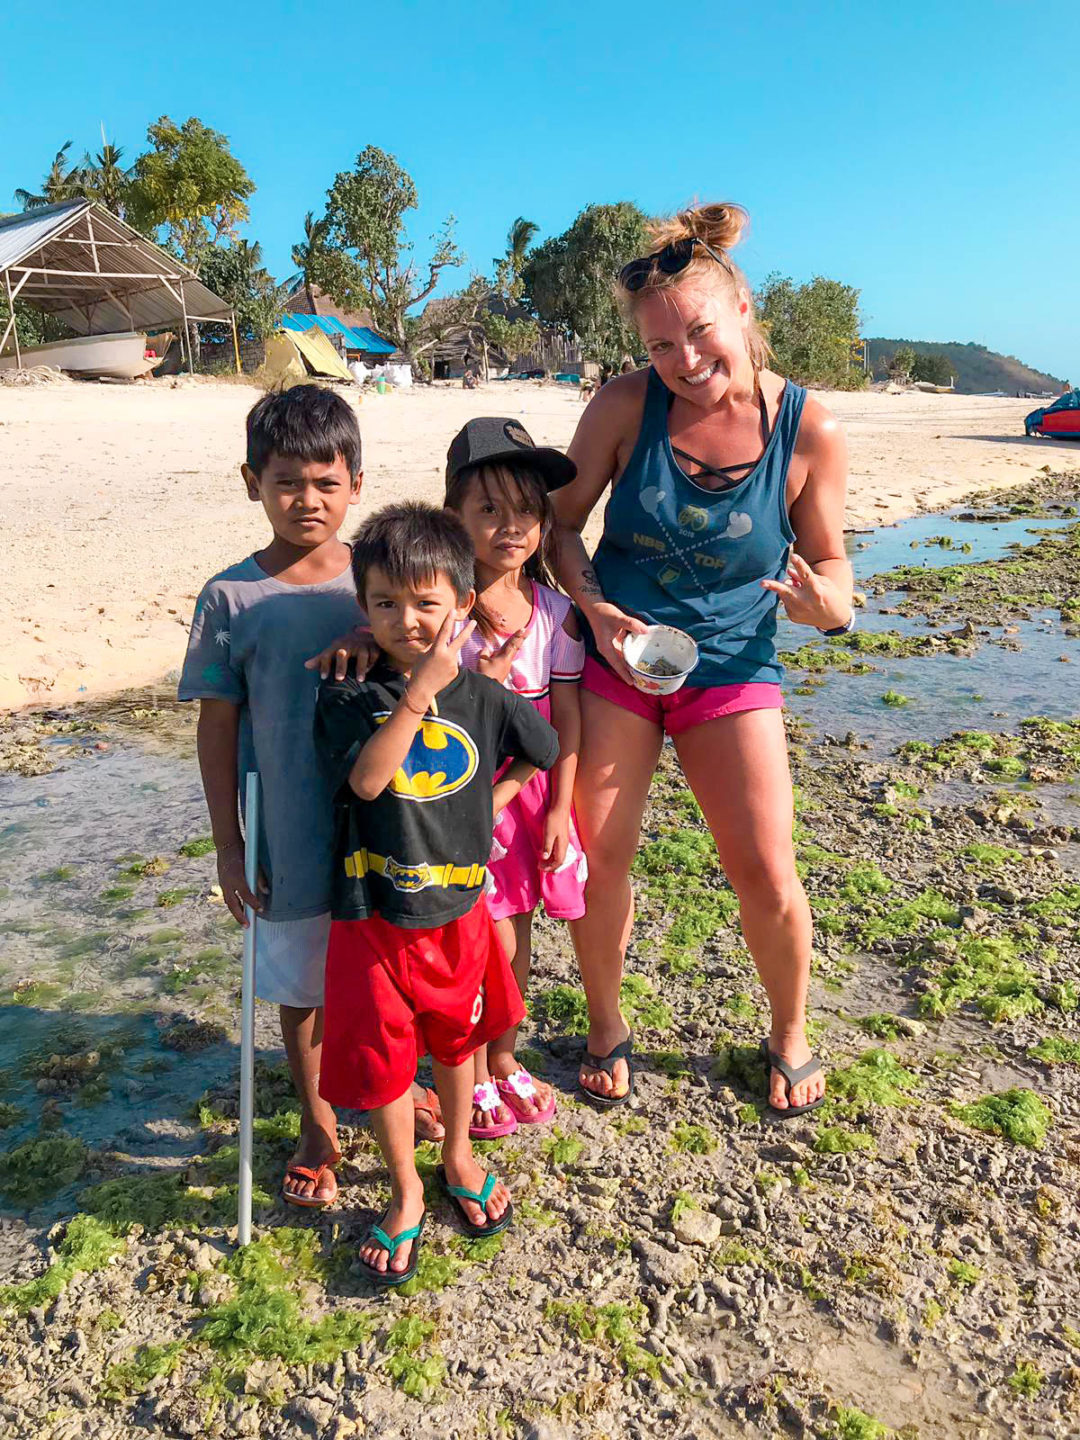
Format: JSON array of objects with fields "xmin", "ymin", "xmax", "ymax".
[{"xmin": 179, "ymin": 554, "xmax": 361, "ymax": 921}]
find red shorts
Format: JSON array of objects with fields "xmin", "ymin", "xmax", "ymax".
[
  {"xmin": 319, "ymin": 899, "xmax": 525, "ymax": 1111},
  {"xmin": 581, "ymin": 656, "xmax": 782, "ymax": 736}
]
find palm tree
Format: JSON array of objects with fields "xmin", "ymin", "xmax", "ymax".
[
  {"xmin": 506, "ymin": 216, "xmax": 539, "ymax": 276},
  {"xmin": 15, "ymin": 141, "xmax": 83, "ymax": 210},
  {"xmin": 290, "ymin": 211, "xmax": 330, "ymax": 312},
  {"xmin": 81, "ymin": 142, "xmax": 133, "ymax": 216}
]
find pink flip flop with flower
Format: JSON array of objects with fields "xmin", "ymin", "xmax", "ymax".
[
  {"xmin": 468, "ymin": 1080, "xmax": 518, "ymax": 1140},
  {"xmin": 495, "ymin": 1068, "xmax": 556, "ymax": 1126}
]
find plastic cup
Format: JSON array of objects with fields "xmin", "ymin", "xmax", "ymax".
[{"xmin": 622, "ymin": 625, "xmax": 699, "ymax": 695}]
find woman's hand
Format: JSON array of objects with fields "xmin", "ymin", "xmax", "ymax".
[
  {"xmin": 304, "ymin": 625, "xmax": 380, "ymax": 682},
  {"xmin": 540, "ymin": 808, "xmax": 570, "ymax": 872},
  {"xmin": 217, "ymin": 844, "xmax": 268, "ymax": 927},
  {"xmin": 588, "ymin": 601, "xmax": 649, "ymax": 685},
  {"xmin": 761, "ymin": 553, "xmax": 851, "ymax": 630}
]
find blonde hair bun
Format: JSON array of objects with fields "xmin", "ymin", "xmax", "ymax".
[{"xmin": 646, "ymin": 202, "xmax": 749, "ymax": 256}]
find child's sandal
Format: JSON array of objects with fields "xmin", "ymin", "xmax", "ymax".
[
  {"xmin": 467, "ymin": 1080, "xmax": 518, "ymax": 1139},
  {"xmin": 494, "ymin": 1068, "xmax": 556, "ymax": 1125},
  {"xmin": 436, "ymin": 1165, "xmax": 514, "ymax": 1239},
  {"xmin": 357, "ymin": 1209, "xmax": 426, "ymax": 1287},
  {"xmin": 281, "ymin": 1148, "xmax": 342, "ymax": 1208}
]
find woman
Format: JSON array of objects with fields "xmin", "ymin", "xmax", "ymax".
[{"xmin": 551, "ymin": 203, "xmax": 853, "ymax": 1117}]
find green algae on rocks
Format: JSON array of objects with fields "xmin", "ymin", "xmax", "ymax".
[
  {"xmin": 829, "ymin": 1049, "xmax": 920, "ymax": 1109},
  {"xmin": 0, "ymin": 1213, "xmax": 123, "ymax": 1315},
  {"xmin": 0, "ymin": 1134, "xmax": 88, "ymax": 1207},
  {"xmin": 951, "ymin": 1088, "xmax": 1052, "ymax": 1148}
]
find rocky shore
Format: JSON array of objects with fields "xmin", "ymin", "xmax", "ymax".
[{"xmin": 1, "ymin": 474, "xmax": 1079, "ymax": 1439}]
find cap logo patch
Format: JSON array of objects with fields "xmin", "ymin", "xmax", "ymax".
[{"xmin": 503, "ymin": 421, "xmax": 532, "ymax": 449}]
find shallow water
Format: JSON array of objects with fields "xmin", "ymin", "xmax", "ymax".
[
  {"xmin": 781, "ymin": 502, "xmax": 1080, "ymax": 751},
  {"xmin": 844, "ymin": 506, "xmax": 1075, "ymax": 577},
  {"xmin": 781, "ymin": 606, "xmax": 1079, "ymax": 752}
]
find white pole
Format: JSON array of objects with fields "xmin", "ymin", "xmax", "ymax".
[{"xmin": 238, "ymin": 770, "xmax": 260, "ymax": 1246}]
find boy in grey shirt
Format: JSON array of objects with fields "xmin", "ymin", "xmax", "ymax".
[{"xmin": 180, "ymin": 385, "xmax": 364, "ymax": 1207}]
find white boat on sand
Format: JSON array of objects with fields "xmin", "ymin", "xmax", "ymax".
[{"xmin": 0, "ymin": 331, "xmax": 158, "ymax": 381}]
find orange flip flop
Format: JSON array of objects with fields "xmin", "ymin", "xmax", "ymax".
[{"xmin": 282, "ymin": 1150, "xmax": 342, "ymax": 1208}]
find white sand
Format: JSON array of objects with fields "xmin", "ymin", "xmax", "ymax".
[{"xmin": 0, "ymin": 377, "xmax": 1074, "ymax": 710}]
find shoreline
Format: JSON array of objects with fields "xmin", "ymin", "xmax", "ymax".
[{"xmin": 0, "ymin": 378, "xmax": 1075, "ymax": 713}]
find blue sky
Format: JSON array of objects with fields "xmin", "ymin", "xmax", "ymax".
[{"xmin": 2, "ymin": 2, "xmax": 1076, "ymax": 378}]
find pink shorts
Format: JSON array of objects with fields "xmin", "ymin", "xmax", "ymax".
[{"xmin": 581, "ymin": 656, "xmax": 783, "ymax": 736}]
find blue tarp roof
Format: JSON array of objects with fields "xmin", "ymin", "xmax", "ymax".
[{"xmin": 281, "ymin": 312, "xmax": 395, "ymax": 354}]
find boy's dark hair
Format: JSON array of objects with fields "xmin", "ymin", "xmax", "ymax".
[
  {"xmin": 246, "ymin": 385, "xmax": 362, "ymax": 477},
  {"xmin": 352, "ymin": 502, "xmax": 474, "ymax": 605}
]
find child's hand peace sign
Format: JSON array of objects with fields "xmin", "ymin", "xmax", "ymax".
[
  {"xmin": 476, "ymin": 628, "xmax": 526, "ymax": 685},
  {"xmin": 408, "ymin": 614, "xmax": 476, "ymax": 707},
  {"xmin": 761, "ymin": 552, "xmax": 851, "ymax": 631}
]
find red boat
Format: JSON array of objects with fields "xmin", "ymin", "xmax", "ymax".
[{"xmin": 1026, "ymin": 389, "xmax": 1080, "ymax": 437}]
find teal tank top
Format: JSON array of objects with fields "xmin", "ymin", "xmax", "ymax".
[{"xmin": 590, "ymin": 369, "xmax": 805, "ymax": 687}]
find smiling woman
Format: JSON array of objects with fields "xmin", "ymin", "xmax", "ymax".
[{"xmin": 551, "ymin": 202, "xmax": 855, "ymax": 1119}]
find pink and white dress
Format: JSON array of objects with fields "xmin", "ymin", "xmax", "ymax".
[{"xmin": 460, "ymin": 583, "xmax": 588, "ymax": 921}]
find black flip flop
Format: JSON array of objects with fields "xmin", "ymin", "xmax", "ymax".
[
  {"xmin": 436, "ymin": 1165, "xmax": 514, "ymax": 1239},
  {"xmin": 578, "ymin": 1033, "xmax": 635, "ymax": 1109},
  {"xmin": 761, "ymin": 1039, "xmax": 825, "ymax": 1119},
  {"xmin": 357, "ymin": 1208, "xmax": 426, "ymax": 1288}
]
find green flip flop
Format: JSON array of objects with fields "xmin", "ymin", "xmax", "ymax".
[
  {"xmin": 358, "ymin": 1208, "xmax": 426, "ymax": 1287},
  {"xmin": 436, "ymin": 1165, "xmax": 514, "ymax": 1239}
]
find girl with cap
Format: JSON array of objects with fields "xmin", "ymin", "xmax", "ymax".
[
  {"xmin": 550, "ymin": 203, "xmax": 854, "ymax": 1118},
  {"xmin": 445, "ymin": 418, "xmax": 587, "ymax": 1137}
]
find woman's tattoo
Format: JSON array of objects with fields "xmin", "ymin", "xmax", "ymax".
[{"xmin": 579, "ymin": 566, "xmax": 603, "ymax": 597}]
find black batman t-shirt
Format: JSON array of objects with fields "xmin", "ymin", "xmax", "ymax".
[{"xmin": 314, "ymin": 663, "xmax": 559, "ymax": 927}]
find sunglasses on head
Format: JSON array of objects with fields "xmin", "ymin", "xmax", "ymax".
[{"xmin": 618, "ymin": 236, "xmax": 735, "ymax": 293}]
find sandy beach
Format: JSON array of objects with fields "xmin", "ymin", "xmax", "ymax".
[{"xmin": 0, "ymin": 378, "xmax": 1074, "ymax": 711}]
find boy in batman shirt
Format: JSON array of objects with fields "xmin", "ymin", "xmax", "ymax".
[{"xmin": 314, "ymin": 502, "xmax": 558, "ymax": 1285}]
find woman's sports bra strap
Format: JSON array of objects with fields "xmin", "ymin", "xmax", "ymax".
[{"xmin": 667, "ymin": 379, "xmax": 772, "ymax": 489}]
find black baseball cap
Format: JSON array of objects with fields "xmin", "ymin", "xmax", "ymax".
[{"xmin": 445, "ymin": 416, "xmax": 576, "ymax": 492}]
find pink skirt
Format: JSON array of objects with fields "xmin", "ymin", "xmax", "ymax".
[{"xmin": 487, "ymin": 766, "xmax": 587, "ymax": 922}]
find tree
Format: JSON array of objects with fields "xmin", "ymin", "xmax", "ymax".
[
  {"xmin": 407, "ymin": 264, "xmax": 539, "ymax": 381},
  {"xmin": 14, "ymin": 141, "xmax": 84, "ymax": 210},
  {"xmin": 80, "ymin": 140, "xmax": 134, "ymax": 217},
  {"xmin": 289, "ymin": 211, "xmax": 331, "ymax": 313},
  {"xmin": 198, "ymin": 239, "xmax": 286, "ymax": 341},
  {"xmin": 522, "ymin": 202, "xmax": 649, "ymax": 367},
  {"xmin": 911, "ymin": 351, "xmax": 955, "ymax": 387},
  {"xmin": 317, "ymin": 146, "xmax": 462, "ymax": 352},
  {"xmin": 505, "ymin": 216, "xmax": 539, "ymax": 276},
  {"xmin": 756, "ymin": 273, "xmax": 866, "ymax": 389},
  {"xmin": 126, "ymin": 116, "xmax": 255, "ymax": 266},
  {"xmin": 887, "ymin": 345, "xmax": 917, "ymax": 383}
]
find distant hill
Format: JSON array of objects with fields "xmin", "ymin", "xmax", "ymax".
[{"xmin": 865, "ymin": 338, "xmax": 1066, "ymax": 396}]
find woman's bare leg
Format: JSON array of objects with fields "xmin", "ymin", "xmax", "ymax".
[
  {"xmin": 571, "ymin": 690, "xmax": 663, "ymax": 1099},
  {"xmin": 673, "ymin": 708, "xmax": 822, "ymax": 1112}
]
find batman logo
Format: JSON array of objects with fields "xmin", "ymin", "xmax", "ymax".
[
  {"xmin": 384, "ymin": 857, "xmax": 433, "ymax": 892},
  {"xmin": 375, "ymin": 714, "xmax": 479, "ymax": 801}
]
